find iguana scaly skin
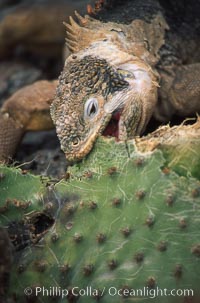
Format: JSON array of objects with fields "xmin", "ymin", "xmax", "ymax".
[
  {"xmin": 0, "ymin": 0, "xmax": 200, "ymax": 162},
  {"xmin": 50, "ymin": 7, "xmax": 165, "ymax": 161},
  {"xmin": 50, "ymin": 0, "xmax": 200, "ymax": 162}
]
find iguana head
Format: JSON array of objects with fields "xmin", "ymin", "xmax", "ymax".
[
  {"xmin": 50, "ymin": 12, "xmax": 159, "ymax": 162},
  {"xmin": 51, "ymin": 55, "xmax": 132, "ymax": 162}
]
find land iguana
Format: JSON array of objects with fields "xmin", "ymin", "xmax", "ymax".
[{"xmin": 0, "ymin": 0, "xmax": 200, "ymax": 163}]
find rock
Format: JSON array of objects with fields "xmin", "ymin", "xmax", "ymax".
[{"xmin": 0, "ymin": 61, "xmax": 42, "ymax": 107}]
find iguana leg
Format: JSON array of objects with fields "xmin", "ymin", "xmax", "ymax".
[
  {"xmin": 0, "ymin": 80, "xmax": 57, "ymax": 162},
  {"xmin": 155, "ymin": 63, "xmax": 200, "ymax": 121}
]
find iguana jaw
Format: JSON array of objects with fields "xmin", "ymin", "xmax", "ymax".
[
  {"xmin": 74, "ymin": 111, "xmax": 123, "ymax": 161},
  {"xmin": 102, "ymin": 110, "xmax": 122, "ymax": 138},
  {"xmin": 64, "ymin": 114, "xmax": 112, "ymax": 163}
]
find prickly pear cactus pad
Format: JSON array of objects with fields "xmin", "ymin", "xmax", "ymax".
[
  {"xmin": 1, "ymin": 137, "xmax": 199, "ymax": 303},
  {"xmin": 0, "ymin": 166, "xmax": 57, "ymax": 261},
  {"xmin": 0, "ymin": 166, "xmax": 46, "ymax": 222}
]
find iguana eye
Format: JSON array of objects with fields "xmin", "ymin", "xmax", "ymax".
[
  {"xmin": 84, "ymin": 98, "xmax": 99, "ymax": 119},
  {"xmin": 72, "ymin": 137, "xmax": 80, "ymax": 146}
]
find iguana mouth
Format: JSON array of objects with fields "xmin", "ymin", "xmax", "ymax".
[{"xmin": 102, "ymin": 111, "xmax": 121, "ymax": 139}]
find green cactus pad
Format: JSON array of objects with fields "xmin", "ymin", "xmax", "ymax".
[
  {"xmin": 1, "ymin": 138, "xmax": 200, "ymax": 303},
  {"xmin": 0, "ymin": 166, "xmax": 47, "ymax": 224}
]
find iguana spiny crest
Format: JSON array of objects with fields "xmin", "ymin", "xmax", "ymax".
[{"xmin": 51, "ymin": 11, "xmax": 167, "ymax": 162}]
